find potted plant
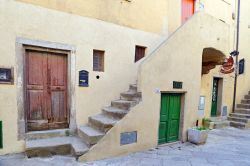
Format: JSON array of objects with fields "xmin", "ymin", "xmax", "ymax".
[
  {"xmin": 188, "ymin": 127, "xmax": 209, "ymax": 145},
  {"xmin": 202, "ymin": 118, "xmax": 214, "ymax": 129}
]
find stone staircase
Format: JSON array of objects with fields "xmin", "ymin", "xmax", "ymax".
[
  {"xmin": 228, "ymin": 92, "xmax": 250, "ymax": 129},
  {"xmin": 25, "ymin": 84, "xmax": 141, "ymax": 159}
]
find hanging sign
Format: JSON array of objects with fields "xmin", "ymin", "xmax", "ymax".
[{"xmin": 220, "ymin": 56, "xmax": 234, "ymax": 74}]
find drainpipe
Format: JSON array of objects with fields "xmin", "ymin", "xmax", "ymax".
[{"xmin": 232, "ymin": 0, "xmax": 241, "ymax": 113}]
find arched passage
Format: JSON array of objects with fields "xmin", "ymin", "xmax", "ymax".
[{"xmin": 202, "ymin": 48, "xmax": 226, "ymax": 75}]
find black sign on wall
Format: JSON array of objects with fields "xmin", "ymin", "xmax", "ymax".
[
  {"xmin": 239, "ymin": 59, "xmax": 245, "ymax": 75},
  {"xmin": 0, "ymin": 68, "xmax": 13, "ymax": 84},
  {"xmin": 79, "ymin": 70, "xmax": 89, "ymax": 87},
  {"xmin": 173, "ymin": 81, "xmax": 183, "ymax": 89}
]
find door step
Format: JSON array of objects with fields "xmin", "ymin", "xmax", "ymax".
[
  {"xmin": 88, "ymin": 114, "xmax": 119, "ymax": 133},
  {"xmin": 102, "ymin": 106, "xmax": 129, "ymax": 119},
  {"xmin": 229, "ymin": 113, "xmax": 250, "ymax": 119},
  {"xmin": 228, "ymin": 116, "xmax": 249, "ymax": 123},
  {"xmin": 120, "ymin": 91, "xmax": 142, "ymax": 101},
  {"xmin": 25, "ymin": 136, "xmax": 89, "ymax": 159},
  {"xmin": 213, "ymin": 121, "xmax": 230, "ymax": 129},
  {"xmin": 78, "ymin": 125, "xmax": 104, "ymax": 146},
  {"xmin": 26, "ymin": 129, "xmax": 72, "ymax": 140},
  {"xmin": 111, "ymin": 100, "xmax": 137, "ymax": 110},
  {"xmin": 229, "ymin": 121, "xmax": 247, "ymax": 129},
  {"xmin": 235, "ymin": 108, "xmax": 250, "ymax": 114}
]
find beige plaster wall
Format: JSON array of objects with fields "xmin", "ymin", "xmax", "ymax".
[
  {"xmin": 0, "ymin": 0, "xmax": 164, "ymax": 155},
  {"xmin": 199, "ymin": 0, "xmax": 250, "ymax": 116},
  {"xmin": 16, "ymin": 0, "xmax": 169, "ymax": 34},
  {"xmin": 235, "ymin": 0, "xmax": 250, "ymax": 104},
  {"xmin": 79, "ymin": 12, "xmax": 230, "ymax": 161},
  {"xmin": 200, "ymin": 66, "xmax": 234, "ymax": 118}
]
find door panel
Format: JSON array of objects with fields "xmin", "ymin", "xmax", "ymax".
[
  {"xmin": 211, "ymin": 78, "xmax": 219, "ymax": 116},
  {"xmin": 158, "ymin": 122, "xmax": 167, "ymax": 144},
  {"xmin": 48, "ymin": 53, "xmax": 68, "ymax": 129},
  {"xmin": 26, "ymin": 51, "xmax": 48, "ymax": 131},
  {"xmin": 182, "ymin": 0, "xmax": 195, "ymax": 24},
  {"xmin": 26, "ymin": 50, "xmax": 68, "ymax": 131},
  {"xmin": 158, "ymin": 94, "xmax": 181, "ymax": 144}
]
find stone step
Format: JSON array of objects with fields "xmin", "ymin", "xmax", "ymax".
[
  {"xmin": 26, "ymin": 129, "xmax": 72, "ymax": 140},
  {"xmin": 88, "ymin": 114, "xmax": 119, "ymax": 133},
  {"xmin": 235, "ymin": 108, "xmax": 250, "ymax": 114},
  {"xmin": 213, "ymin": 121, "xmax": 230, "ymax": 129},
  {"xmin": 237, "ymin": 104, "xmax": 250, "ymax": 109},
  {"xmin": 228, "ymin": 116, "xmax": 249, "ymax": 123},
  {"xmin": 102, "ymin": 106, "xmax": 128, "ymax": 119},
  {"xmin": 229, "ymin": 113, "xmax": 250, "ymax": 119},
  {"xmin": 120, "ymin": 91, "xmax": 141, "ymax": 101},
  {"xmin": 241, "ymin": 99, "xmax": 250, "ymax": 104},
  {"xmin": 78, "ymin": 125, "xmax": 104, "ymax": 146},
  {"xmin": 25, "ymin": 136, "xmax": 89, "ymax": 158},
  {"xmin": 244, "ymin": 95, "xmax": 250, "ymax": 100},
  {"xmin": 129, "ymin": 84, "xmax": 137, "ymax": 92},
  {"xmin": 111, "ymin": 100, "xmax": 137, "ymax": 110},
  {"xmin": 229, "ymin": 121, "xmax": 246, "ymax": 129}
]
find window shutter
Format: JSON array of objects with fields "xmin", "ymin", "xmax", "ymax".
[
  {"xmin": 93, "ymin": 50, "xmax": 105, "ymax": 72},
  {"xmin": 135, "ymin": 46, "xmax": 146, "ymax": 62}
]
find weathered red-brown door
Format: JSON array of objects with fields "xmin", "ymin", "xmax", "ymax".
[
  {"xmin": 182, "ymin": 0, "xmax": 195, "ymax": 24},
  {"xmin": 25, "ymin": 50, "xmax": 68, "ymax": 131}
]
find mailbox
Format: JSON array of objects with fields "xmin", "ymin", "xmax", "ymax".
[
  {"xmin": 239, "ymin": 59, "xmax": 245, "ymax": 75},
  {"xmin": 79, "ymin": 70, "xmax": 89, "ymax": 87}
]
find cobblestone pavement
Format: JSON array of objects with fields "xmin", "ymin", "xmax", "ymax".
[{"xmin": 1, "ymin": 127, "xmax": 250, "ymax": 166}]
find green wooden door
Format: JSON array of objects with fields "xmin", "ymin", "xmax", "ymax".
[
  {"xmin": 158, "ymin": 94, "xmax": 181, "ymax": 144},
  {"xmin": 211, "ymin": 78, "xmax": 219, "ymax": 117}
]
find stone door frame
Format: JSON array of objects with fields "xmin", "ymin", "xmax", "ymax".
[{"xmin": 16, "ymin": 37, "xmax": 77, "ymax": 139}]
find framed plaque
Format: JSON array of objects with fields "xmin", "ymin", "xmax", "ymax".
[{"xmin": 0, "ymin": 67, "xmax": 13, "ymax": 84}]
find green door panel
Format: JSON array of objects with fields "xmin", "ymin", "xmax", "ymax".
[
  {"xmin": 211, "ymin": 78, "xmax": 219, "ymax": 116},
  {"xmin": 158, "ymin": 94, "xmax": 181, "ymax": 144},
  {"xmin": 158, "ymin": 122, "xmax": 167, "ymax": 144},
  {"xmin": 168, "ymin": 120, "xmax": 179, "ymax": 142}
]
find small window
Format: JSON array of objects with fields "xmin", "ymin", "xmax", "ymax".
[
  {"xmin": 135, "ymin": 46, "xmax": 146, "ymax": 62},
  {"xmin": 93, "ymin": 50, "xmax": 105, "ymax": 72}
]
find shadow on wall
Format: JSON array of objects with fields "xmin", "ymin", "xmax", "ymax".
[{"xmin": 202, "ymin": 47, "xmax": 226, "ymax": 75}]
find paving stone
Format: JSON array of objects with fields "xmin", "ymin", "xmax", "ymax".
[{"xmin": 2, "ymin": 128, "xmax": 250, "ymax": 165}]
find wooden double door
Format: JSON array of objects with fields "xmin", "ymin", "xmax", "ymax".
[
  {"xmin": 158, "ymin": 94, "xmax": 181, "ymax": 144},
  {"xmin": 25, "ymin": 50, "xmax": 69, "ymax": 131}
]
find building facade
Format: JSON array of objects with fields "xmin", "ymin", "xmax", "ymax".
[{"xmin": 0, "ymin": 0, "xmax": 249, "ymax": 162}]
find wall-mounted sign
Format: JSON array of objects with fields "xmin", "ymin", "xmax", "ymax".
[
  {"xmin": 173, "ymin": 81, "xmax": 183, "ymax": 89},
  {"xmin": 79, "ymin": 70, "xmax": 89, "ymax": 87},
  {"xmin": 120, "ymin": 131, "xmax": 137, "ymax": 145},
  {"xmin": 239, "ymin": 59, "xmax": 245, "ymax": 75},
  {"xmin": 220, "ymin": 56, "xmax": 234, "ymax": 74},
  {"xmin": 0, "ymin": 68, "xmax": 13, "ymax": 84}
]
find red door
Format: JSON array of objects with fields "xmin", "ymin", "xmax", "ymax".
[
  {"xmin": 182, "ymin": 0, "xmax": 195, "ymax": 24},
  {"xmin": 25, "ymin": 50, "xmax": 68, "ymax": 131}
]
